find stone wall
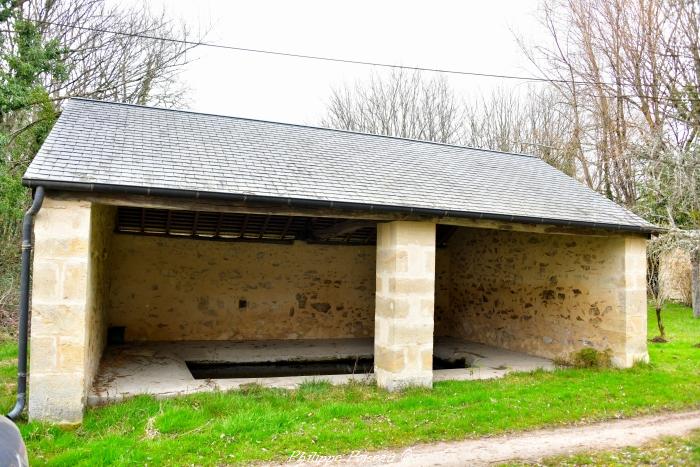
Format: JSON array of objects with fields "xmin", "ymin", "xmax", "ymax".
[
  {"xmin": 435, "ymin": 247, "xmax": 450, "ymax": 329},
  {"xmin": 659, "ymin": 247, "xmax": 692, "ymax": 305},
  {"xmin": 28, "ymin": 197, "xmax": 113, "ymax": 423},
  {"xmin": 84, "ymin": 204, "xmax": 115, "ymax": 390},
  {"xmin": 437, "ymin": 227, "xmax": 648, "ymax": 366},
  {"xmin": 107, "ymin": 235, "xmax": 376, "ymax": 341}
]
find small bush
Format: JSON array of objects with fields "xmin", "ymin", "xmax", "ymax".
[{"xmin": 556, "ymin": 347, "xmax": 613, "ymax": 369}]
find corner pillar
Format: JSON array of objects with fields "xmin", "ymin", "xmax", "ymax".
[
  {"xmin": 619, "ymin": 236, "xmax": 649, "ymax": 367},
  {"xmin": 374, "ymin": 221, "xmax": 436, "ymax": 390},
  {"xmin": 28, "ymin": 197, "xmax": 95, "ymax": 424}
]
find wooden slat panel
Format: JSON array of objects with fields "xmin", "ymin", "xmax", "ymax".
[{"xmin": 115, "ymin": 207, "xmax": 378, "ymax": 245}]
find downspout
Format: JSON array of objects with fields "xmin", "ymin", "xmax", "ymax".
[{"xmin": 7, "ymin": 186, "xmax": 45, "ymax": 421}]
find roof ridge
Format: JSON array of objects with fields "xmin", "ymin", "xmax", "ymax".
[{"xmin": 68, "ymin": 97, "xmax": 539, "ymax": 160}]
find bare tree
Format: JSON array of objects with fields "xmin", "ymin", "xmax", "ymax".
[
  {"xmin": 639, "ymin": 145, "xmax": 700, "ymax": 318},
  {"xmin": 660, "ymin": 0, "xmax": 700, "ymax": 149},
  {"xmin": 519, "ymin": 0, "xmax": 699, "ymax": 208},
  {"xmin": 652, "ymin": 230, "xmax": 700, "ymax": 325},
  {"xmin": 648, "ymin": 234, "xmax": 678, "ymax": 341},
  {"xmin": 0, "ymin": 0, "xmax": 200, "ymax": 332},
  {"xmin": 647, "ymin": 229, "xmax": 700, "ymax": 340},
  {"xmin": 321, "ymin": 69, "xmax": 464, "ymax": 143},
  {"xmin": 0, "ymin": 0, "xmax": 200, "ymax": 176},
  {"xmin": 7, "ymin": 0, "xmax": 199, "ymax": 108},
  {"xmin": 322, "ymin": 71, "xmax": 594, "ymax": 178},
  {"xmin": 463, "ymin": 86, "xmax": 579, "ymax": 175}
]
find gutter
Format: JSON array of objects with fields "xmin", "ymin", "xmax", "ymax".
[
  {"xmin": 7, "ymin": 186, "xmax": 45, "ymax": 421},
  {"xmin": 22, "ymin": 179, "xmax": 660, "ymax": 235}
]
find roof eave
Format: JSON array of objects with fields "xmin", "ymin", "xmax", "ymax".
[{"xmin": 23, "ymin": 178, "xmax": 661, "ymax": 235}]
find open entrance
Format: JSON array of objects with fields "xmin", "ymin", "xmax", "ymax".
[
  {"xmin": 108, "ymin": 206, "xmax": 380, "ymax": 342},
  {"xmin": 433, "ymin": 223, "xmax": 631, "ymax": 366},
  {"xmin": 87, "ymin": 206, "xmax": 555, "ymax": 406}
]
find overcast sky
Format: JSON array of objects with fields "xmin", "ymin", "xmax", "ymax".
[{"xmin": 145, "ymin": 0, "xmax": 547, "ymax": 125}]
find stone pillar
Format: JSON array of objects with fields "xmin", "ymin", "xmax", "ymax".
[
  {"xmin": 374, "ymin": 221, "xmax": 436, "ymax": 390},
  {"xmin": 620, "ymin": 235, "xmax": 649, "ymax": 367},
  {"xmin": 28, "ymin": 197, "xmax": 102, "ymax": 424}
]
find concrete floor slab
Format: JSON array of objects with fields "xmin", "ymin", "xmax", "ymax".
[{"xmin": 88, "ymin": 338, "xmax": 553, "ymax": 406}]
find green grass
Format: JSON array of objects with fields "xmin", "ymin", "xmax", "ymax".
[
  {"xmin": 1, "ymin": 304, "xmax": 698, "ymax": 466},
  {"xmin": 508, "ymin": 429, "xmax": 700, "ymax": 466}
]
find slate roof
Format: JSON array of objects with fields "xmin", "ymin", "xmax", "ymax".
[{"xmin": 24, "ymin": 98, "xmax": 656, "ymax": 232}]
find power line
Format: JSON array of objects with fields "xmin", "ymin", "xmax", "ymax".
[
  {"xmin": 31, "ymin": 19, "xmax": 614, "ymax": 87},
  {"xmin": 27, "ymin": 19, "xmax": 700, "ymax": 102}
]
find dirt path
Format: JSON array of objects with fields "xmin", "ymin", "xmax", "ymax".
[{"xmin": 282, "ymin": 410, "xmax": 700, "ymax": 466}]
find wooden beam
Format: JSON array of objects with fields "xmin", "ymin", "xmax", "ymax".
[
  {"xmin": 165, "ymin": 210, "xmax": 172, "ymax": 235},
  {"xmin": 53, "ymin": 191, "xmax": 642, "ymax": 238},
  {"xmin": 259, "ymin": 214, "xmax": 271, "ymax": 239},
  {"xmin": 280, "ymin": 216, "xmax": 293, "ymax": 240},
  {"xmin": 214, "ymin": 212, "xmax": 223, "ymax": 237},
  {"xmin": 240, "ymin": 214, "xmax": 249, "ymax": 238},
  {"xmin": 192, "ymin": 211, "xmax": 200, "ymax": 237},
  {"xmin": 312, "ymin": 220, "xmax": 377, "ymax": 240}
]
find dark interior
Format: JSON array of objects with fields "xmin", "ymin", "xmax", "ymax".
[
  {"xmin": 115, "ymin": 206, "xmax": 458, "ymax": 246},
  {"xmin": 186, "ymin": 356, "xmax": 468, "ymax": 379}
]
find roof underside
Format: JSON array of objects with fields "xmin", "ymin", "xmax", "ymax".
[
  {"xmin": 24, "ymin": 98, "xmax": 656, "ymax": 233},
  {"xmin": 116, "ymin": 206, "xmax": 458, "ymax": 246}
]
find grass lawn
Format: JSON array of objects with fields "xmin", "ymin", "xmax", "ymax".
[
  {"xmin": 509, "ymin": 429, "xmax": 700, "ymax": 466},
  {"xmin": 0, "ymin": 303, "xmax": 698, "ymax": 466}
]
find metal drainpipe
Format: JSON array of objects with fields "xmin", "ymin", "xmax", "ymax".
[{"xmin": 7, "ymin": 186, "xmax": 45, "ymax": 421}]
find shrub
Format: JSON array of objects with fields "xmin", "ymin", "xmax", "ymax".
[{"xmin": 556, "ymin": 347, "xmax": 613, "ymax": 369}]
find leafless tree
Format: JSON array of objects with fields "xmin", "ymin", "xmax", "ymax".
[
  {"xmin": 0, "ymin": 0, "xmax": 201, "ymax": 175},
  {"xmin": 321, "ymin": 69, "xmax": 465, "ymax": 143},
  {"xmin": 518, "ymin": 0, "xmax": 699, "ymax": 207},
  {"xmin": 647, "ymin": 227, "xmax": 700, "ymax": 338},
  {"xmin": 0, "ymin": 0, "xmax": 200, "ymax": 332},
  {"xmin": 639, "ymin": 145, "xmax": 700, "ymax": 318},
  {"xmin": 648, "ymin": 234, "xmax": 679, "ymax": 341},
  {"xmin": 322, "ymin": 71, "xmax": 586, "ymax": 176},
  {"xmin": 2, "ymin": 0, "xmax": 198, "ymax": 109},
  {"xmin": 660, "ymin": 0, "xmax": 700, "ymax": 149},
  {"xmin": 462, "ymin": 86, "xmax": 579, "ymax": 175}
]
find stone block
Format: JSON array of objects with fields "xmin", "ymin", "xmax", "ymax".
[
  {"xmin": 391, "ymin": 222, "xmax": 436, "ymax": 246},
  {"xmin": 374, "ymin": 345, "xmax": 405, "ymax": 373},
  {"xmin": 388, "ymin": 278, "xmax": 435, "ymax": 295},
  {"xmin": 421, "ymin": 349, "xmax": 433, "ymax": 370},
  {"xmin": 386, "ymin": 322, "xmax": 434, "ymax": 346},
  {"xmin": 34, "ymin": 238, "xmax": 90, "ymax": 259},
  {"xmin": 34, "ymin": 205, "xmax": 91, "ymax": 240},
  {"xmin": 58, "ymin": 336, "xmax": 86, "ymax": 372},
  {"xmin": 31, "ymin": 261, "xmax": 60, "ymax": 302},
  {"xmin": 31, "ymin": 303, "xmax": 87, "ymax": 338},
  {"xmin": 376, "ymin": 372, "xmax": 432, "ymax": 391},
  {"xmin": 28, "ymin": 372, "xmax": 85, "ymax": 424},
  {"xmin": 375, "ymin": 297, "xmax": 410, "ymax": 319},
  {"xmin": 28, "ymin": 336, "xmax": 57, "ymax": 372},
  {"xmin": 377, "ymin": 249, "xmax": 408, "ymax": 272},
  {"xmin": 62, "ymin": 261, "xmax": 88, "ymax": 301}
]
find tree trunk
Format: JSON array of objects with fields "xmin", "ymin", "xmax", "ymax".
[
  {"xmin": 656, "ymin": 305, "xmax": 665, "ymax": 338},
  {"xmin": 692, "ymin": 249, "xmax": 700, "ymax": 319}
]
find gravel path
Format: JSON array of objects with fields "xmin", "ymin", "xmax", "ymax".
[{"xmin": 282, "ymin": 410, "xmax": 700, "ymax": 466}]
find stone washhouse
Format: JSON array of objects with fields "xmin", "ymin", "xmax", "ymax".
[{"xmin": 19, "ymin": 98, "xmax": 656, "ymax": 424}]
